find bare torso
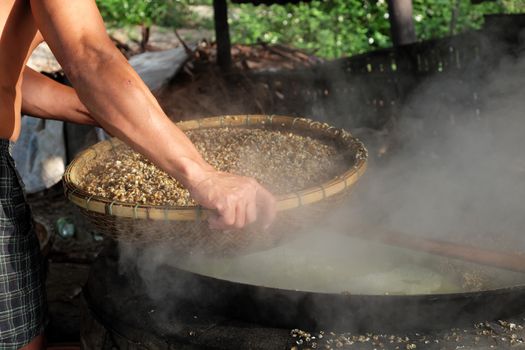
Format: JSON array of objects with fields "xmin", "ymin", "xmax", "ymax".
[{"xmin": 0, "ymin": 0, "xmax": 43, "ymax": 141}]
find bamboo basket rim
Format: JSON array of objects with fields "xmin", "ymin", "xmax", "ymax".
[{"xmin": 63, "ymin": 115, "xmax": 368, "ymax": 221}]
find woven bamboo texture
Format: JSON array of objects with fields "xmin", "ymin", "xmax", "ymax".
[{"xmin": 63, "ymin": 115, "xmax": 367, "ymax": 255}]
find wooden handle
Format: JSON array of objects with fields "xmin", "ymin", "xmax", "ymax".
[{"xmin": 359, "ymin": 228, "xmax": 525, "ymax": 274}]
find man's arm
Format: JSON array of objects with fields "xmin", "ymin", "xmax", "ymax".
[
  {"xmin": 22, "ymin": 67, "xmax": 98, "ymax": 125},
  {"xmin": 29, "ymin": 0, "xmax": 275, "ymax": 230}
]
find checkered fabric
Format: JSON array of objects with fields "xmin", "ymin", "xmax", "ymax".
[{"xmin": 0, "ymin": 139, "xmax": 47, "ymax": 349}]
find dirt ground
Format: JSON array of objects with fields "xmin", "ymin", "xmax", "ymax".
[{"xmin": 155, "ymin": 42, "xmax": 320, "ymax": 121}]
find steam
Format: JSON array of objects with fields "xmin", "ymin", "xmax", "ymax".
[
  {"xmin": 341, "ymin": 48, "xmax": 525, "ymax": 252},
  {"xmin": 114, "ymin": 30, "xmax": 525, "ymax": 318}
]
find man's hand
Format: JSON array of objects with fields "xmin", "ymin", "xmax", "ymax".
[{"xmin": 188, "ymin": 170, "xmax": 277, "ymax": 231}]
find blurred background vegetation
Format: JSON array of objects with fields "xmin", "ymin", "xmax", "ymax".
[{"xmin": 95, "ymin": 0, "xmax": 524, "ymax": 58}]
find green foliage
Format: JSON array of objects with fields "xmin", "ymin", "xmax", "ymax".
[
  {"xmin": 95, "ymin": 0, "xmax": 524, "ymax": 58},
  {"xmin": 95, "ymin": 0, "xmax": 191, "ymax": 28},
  {"xmin": 229, "ymin": 0, "xmax": 392, "ymax": 58},
  {"xmin": 228, "ymin": 0, "xmax": 522, "ymax": 58},
  {"xmin": 412, "ymin": 0, "xmax": 503, "ymax": 39},
  {"xmin": 500, "ymin": 0, "xmax": 525, "ymax": 13}
]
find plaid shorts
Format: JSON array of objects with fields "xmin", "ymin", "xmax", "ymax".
[{"xmin": 0, "ymin": 139, "xmax": 47, "ymax": 348}]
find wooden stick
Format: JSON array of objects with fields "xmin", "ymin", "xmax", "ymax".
[
  {"xmin": 173, "ymin": 30, "xmax": 193, "ymax": 57},
  {"xmin": 361, "ymin": 228, "xmax": 525, "ymax": 274}
]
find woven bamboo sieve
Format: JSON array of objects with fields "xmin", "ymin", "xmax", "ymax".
[{"xmin": 63, "ymin": 115, "xmax": 368, "ymax": 255}]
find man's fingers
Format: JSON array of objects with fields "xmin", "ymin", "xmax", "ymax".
[
  {"xmin": 256, "ymin": 185, "xmax": 277, "ymax": 230},
  {"xmin": 205, "ymin": 178, "xmax": 276, "ymax": 231},
  {"xmin": 245, "ymin": 198, "xmax": 257, "ymax": 226},
  {"xmin": 208, "ymin": 215, "xmax": 218, "ymax": 230},
  {"xmin": 207, "ymin": 212, "xmax": 223, "ymax": 230},
  {"xmin": 234, "ymin": 202, "xmax": 246, "ymax": 229},
  {"xmin": 208, "ymin": 202, "xmax": 235, "ymax": 230}
]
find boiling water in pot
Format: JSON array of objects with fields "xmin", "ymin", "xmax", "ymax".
[{"xmin": 174, "ymin": 232, "xmax": 521, "ymax": 295}]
